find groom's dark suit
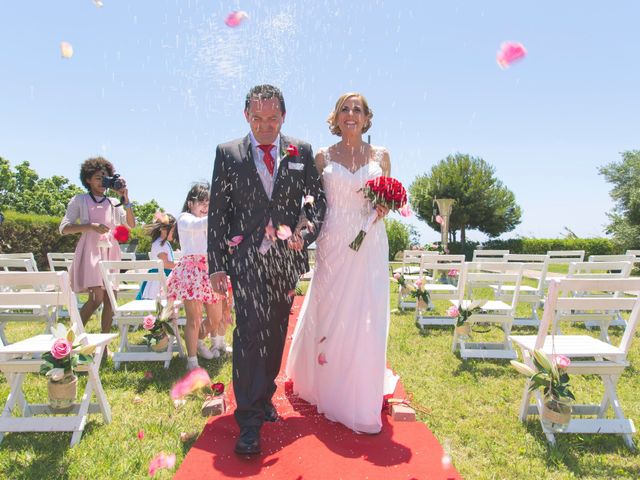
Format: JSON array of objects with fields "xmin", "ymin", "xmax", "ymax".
[{"xmin": 208, "ymin": 134, "xmax": 326, "ymax": 429}]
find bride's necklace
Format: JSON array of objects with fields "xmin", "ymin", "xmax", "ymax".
[{"xmin": 89, "ymin": 192, "xmax": 107, "ymax": 204}]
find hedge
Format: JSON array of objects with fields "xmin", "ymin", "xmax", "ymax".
[
  {"xmin": 0, "ymin": 210, "xmax": 148, "ymax": 270},
  {"xmin": 482, "ymin": 238, "xmax": 618, "ymax": 258}
]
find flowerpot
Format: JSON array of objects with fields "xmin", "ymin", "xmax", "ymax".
[
  {"xmin": 455, "ymin": 324, "xmax": 471, "ymax": 339},
  {"xmin": 399, "ymin": 286, "xmax": 411, "ymax": 297},
  {"xmin": 151, "ymin": 334, "xmax": 169, "ymax": 352},
  {"xmin": 447, "ymin": 277, "xmax": 458, "ymax": 287},
  {"xmin": 541, "ymin": 397, "xmax": 571, "ymax": 432},
  {"xmin": 48, "ymin": 374, "xmax": 78, "ymax": 412},
  {"xmin": 417, "ymin": 298, "xmax": 430, "ymax": 311}
]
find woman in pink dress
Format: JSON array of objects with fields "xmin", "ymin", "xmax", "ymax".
[{"xmin": 59, "ymin": 157, "xmax": 135, "ymax": 333}]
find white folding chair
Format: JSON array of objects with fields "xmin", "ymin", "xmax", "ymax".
[
  {"xmin": 415, "ymin": 256, "xmax": 466, "ymax": 327},
  {"xmin": 0, "ymin": 271, "xmax": 117, "ymax": 447},
  {"xmin": 494, "ymin": 254, "xmax": 549, "ymax": 327},
  {"xmin": 588, "ymin": 254, "xmax": 637, "ymax": 264},
  {"xmin": 510, "ymin": 278, "xmax": 640, "ymax": 449},
  {"xmin": 556, "ymin": 261, "xmax": 633, "ymax": 342},
  {"xmin": 625, "ymin": 250, "xmax": 640, "ymax": 268},
  {"xmin": 0, "ymin": 258, "xmax": 52, "ymax": 345},
  {"xmin": 395, "ymin": 250, "xmax": 436, "ymax": 309},
  {"xmin": 101, "ymin": 260, "xmax": 185, "ymax": 369},
  {"xmin": 452, "ymin": 261, "xmax": 523, "ymax": 359},
  {"xmin": 47, "ymin": 252, "xmax": 75, "ymax": 272},
  {"xmin": 471, "ymin": 249, "xmax": 509, "ymax": 262}
]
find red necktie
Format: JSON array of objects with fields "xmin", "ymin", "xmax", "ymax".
[{"xmin": 258, "ymin": 144, "xmax": 275, "ymax": 175}]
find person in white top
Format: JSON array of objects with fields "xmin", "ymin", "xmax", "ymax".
[
  {"xmin": 137, "ymin": 212, "xmax": 176, "ymax": 301},
  {"xmin": 167, "ymin": 183, "xmax": 232, "ymax": 370}
]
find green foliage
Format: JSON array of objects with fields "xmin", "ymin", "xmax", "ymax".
[
  {"xmin": 384, "ymin": 218, "xmax": 413, "ymax": 261},
  {"xmin": 0, "ymin": 158, "xmax": 84, "ymax": 217},
  {"xmin": 409, "ymin": 153, "xmax": 522, "ymax": 246},
  {"xmin": 599, "ymin": 150, "xmax": 640, "ymax": 250},
  {"xmin": 0, "ymin": 210, "xmax": 78, "ymax": 269},
  {"xmin": 483, "ymin": 237, "xmax": 618, "ymax": 258},
  {"xmin": 132, "ymin": 199, "xmax": 162, "ymax": 225}
]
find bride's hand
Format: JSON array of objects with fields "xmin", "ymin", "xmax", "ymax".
[{"xmin": 374, "ymin": 204, "xmax": 389, "ymax": 221}]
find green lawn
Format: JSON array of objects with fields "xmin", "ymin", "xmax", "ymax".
[{"xmin": 0, "ymin": 282, "xmax": 639, "ymax": 479}]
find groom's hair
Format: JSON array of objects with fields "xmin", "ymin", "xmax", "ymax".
[{"xmin": 245, "ymin": 84, "xmax": 286, "ymax": 114}]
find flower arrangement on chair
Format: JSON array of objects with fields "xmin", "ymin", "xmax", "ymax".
[
  {"xmin": 410, "ymin": 278, "xmax": 431, "ymax": 311},
  {"xmin": 40, "ymin": 323, "xmax": 96, "ymax": 410},
  {"xmin": 142, "ymin": 299, "xmax": 178, "ymax": 352},
  {"xmin": 447, "ymin": 301, "xmax": 486, "ymax": 339},
  {"xmin": 511, "ymin": 350, "xmax": 575, "ymax": 432}
]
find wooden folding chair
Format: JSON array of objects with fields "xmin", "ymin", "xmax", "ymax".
[
  {"xmin": 101, "ymin": 260, "xmax": 185, "ymax": 369},
  {"xmin": 0, "ymin": 258, "xmax": 53, "ymax": 345},
  {"xmin": 452, "ymin": 261, "xmax": 523, "ymax": 360},
  {"xmin": 557, "ymin": 261, "xmax": 633, "ymax": 342},
  {"xmin": 510, "ymin": 278, "xmax": 640, "ymax": 449},
  {"xmin": 471, "ymin": 249, "xmax": 509, "ymax": 262},
  {"xmin": 493, "ymin": 254, "xmax": 549, "ymax": 327},
  {"xmin": 394, "ymin": 250, "xmax": 431, "ymax": 309},
  {"xmin": 0, "ymin": 271, "xmax": 117, "ymax": 447},
  {"xmin": 415, "ymin": 256, "xmax": 466, "ymax": 327}
]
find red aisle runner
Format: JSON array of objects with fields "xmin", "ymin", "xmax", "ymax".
[{"xmin": 175, "ymin": 297, "xmax": 462, "ymax": 480}]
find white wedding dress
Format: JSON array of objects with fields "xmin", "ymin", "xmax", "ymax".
[{"xmin": 286, "ymin": 147, "xmax": 398, "ymax": 434}]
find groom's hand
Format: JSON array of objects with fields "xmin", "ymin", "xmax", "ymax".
[
  {"xmin": 287, "ymin": 232, "xmax": 304, "ymax": 251},
  {"xmin": 210, "ymin": 271, "xmax": 228, "ymax": 295}
]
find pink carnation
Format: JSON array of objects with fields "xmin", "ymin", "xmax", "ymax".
[
  {"xmin": 446, "ymin": 306, "xmax": 459, "ymax": 318},
  {"xmin": 447, "ymin": 269, "xmax": 459, "ymax": 277},
  {"xmin": 143, "ymin": 315, "xmax": 156, "ymax": 330},
  {"xmin": 393, "ymin": 273, "xmax": 401, "ymax": 280},
  {"xmin": 51, "ymin": 338, "xmax": 72, "ymax": 360},
  {"xmin": 170, "ymin": 367, "xmax": 211, "ymax": 400},
  {"xmin": 414, "ymin": 278, "xmax": 424, "ymax": 289}
]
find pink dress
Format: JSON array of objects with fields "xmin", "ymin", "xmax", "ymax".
[{"xmin": 69, "ymin": 196, "xmax": 122, "ymax": 293}]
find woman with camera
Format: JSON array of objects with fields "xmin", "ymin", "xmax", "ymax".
[{"xmin": 60, "ymin": 157, "xmax": 135, "ymax": 333}]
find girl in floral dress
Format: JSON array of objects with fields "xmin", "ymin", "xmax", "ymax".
[{"xmin": 167, "ymin": 183, "xmax": 231, "ymax": 370}]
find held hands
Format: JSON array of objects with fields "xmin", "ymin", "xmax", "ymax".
[
  {"xmin": 287, "ymin": 232, "xmax": 304, "ymax": 251},
  {"xmin": 210, "ymin": 272, "xmax": 228, "ymax": 295}
]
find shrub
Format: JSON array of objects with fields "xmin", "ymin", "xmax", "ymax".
[
  {"xmin": 482, "ymin": 238, "xmax": 618, "ymax": 258},
  {"xmin": 385, "ymin": 219, "xmax": 412, "ymax": 261}
]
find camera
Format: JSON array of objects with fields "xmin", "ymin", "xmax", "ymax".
[{"xmin": 102, "ymin": 173, "xmax": 125, "ymax": 190}]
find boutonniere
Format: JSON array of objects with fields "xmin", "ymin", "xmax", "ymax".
[{"xmin": 282, "ymin": 144, "xmax": 299, "ymax": 158}]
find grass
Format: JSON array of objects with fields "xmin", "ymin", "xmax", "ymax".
[{"xmin": 0, "ymin": 282, "xmax": 639, "ymax": 479}]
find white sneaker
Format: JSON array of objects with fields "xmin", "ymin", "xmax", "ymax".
[
  {"xmin": 197, "ymin": 340, "xmax": 214, "ymax": 360},
  {"xmin": 210, "ymin": 348, "xmax": 221, "ymax": 359},
  {"xmin": 186, "ymin": 358, "xmax": 199, "ymax": 371},
  {"xmin": 212, "ymin": 335, "xmax": 232, "ymax": 355}
]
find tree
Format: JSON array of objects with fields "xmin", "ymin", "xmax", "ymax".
[
  {"xmin": 409, "ymin": 153, "xmax": 522, "ymax": 247},
  {"xmin": 0, "ymin": 158, "xmax": 84, "ymax": 217},
  {"xmin": 599, "ymin": 150, "xmax": 640, "ymax": 249},
  {"xmin": 0, "ymin": 157, "xmax": 164, "ymax": 222},
  {"xmin": 384, "ymin": 218, "xmax": 417, "ymax": 261}
]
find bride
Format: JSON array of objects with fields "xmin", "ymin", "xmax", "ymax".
[{"xmin": 286, "ymin": 92, "xmax": 397, "ymax": 434}]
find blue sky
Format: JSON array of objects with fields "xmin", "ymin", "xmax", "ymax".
[{"xmin": 1, "ymin": 1, "xmax": 638, "ymax": 243}]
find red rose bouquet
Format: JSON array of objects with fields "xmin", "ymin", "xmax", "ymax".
[{"xmin": 349, "ymin": 176, "xmax": 408, "ymax": 251}]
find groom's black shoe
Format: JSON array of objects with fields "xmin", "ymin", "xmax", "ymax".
[
  {"xmin": 264, "ymin": 403, "xmax": 279, "ymax": 423},
  {"xmin": 234, "ymin": 427, "xmax": 261, "ymax": 456}
]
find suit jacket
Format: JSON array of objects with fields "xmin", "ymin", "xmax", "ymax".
[{"xmin": 208, "ymin": 134, "xmax": 326, "ymax": 278}]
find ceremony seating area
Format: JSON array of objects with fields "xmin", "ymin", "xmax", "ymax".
[{"xmin": 0, "ymin": 247, "xmax": 638, "ymax": 478}]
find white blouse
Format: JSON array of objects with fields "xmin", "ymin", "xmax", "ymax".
[{"xmin": 177, "ymin": 212, "xmax": 208, "ymax": 256}]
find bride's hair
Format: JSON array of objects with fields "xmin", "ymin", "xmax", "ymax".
[{"xmin": 327, "ymin": 93, "xmax": 373, "ymax": 136}]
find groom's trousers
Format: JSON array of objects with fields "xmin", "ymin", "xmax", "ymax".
[{"xmin": 229, "ymin": 245, "xmax": 299, "ymax": 429}]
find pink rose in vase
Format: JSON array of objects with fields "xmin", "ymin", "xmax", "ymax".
[{"xmin": 51, "ymin": 338, "xmax": 72, "ymax": 360}]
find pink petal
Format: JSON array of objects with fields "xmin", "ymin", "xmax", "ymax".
[
  {"xmin": 435, "ymin": 215, "xmax": 444, "ymax": 225},
  {"xmin": 496, "ymin": 41, "xmax": 527, "ymax": 69},
  {"xmin": 227, "ymin": 235, "xmax": 243, "ymax": 247},
  {"xmin": 170, "ymin": 367, "xmax": 211, "ymax": 400},
  {"xmin": 148, "ymin": 453, "xmax": 176, "ymax": 477},
  {"xmin": 304, "ymin": 195, "xmax": 315, "ymax": 205},
  {"xmin": 399, "ymin": 204, "xmax": 412, "ymax": 217},
  {"xmin": 287, "ymin": 289, "xmax": 296, "ymax": 299},
  {"xmin": 446, "ymin": 306, "xmax": 459, "ymax": 318},
  {"xmin": 137, "ymin": 430, "xmax": 144, "ymax": 440},
  {"xmin": 133, "ymin": 396, "xmax": 142, "ymax": 404},
  {"xmin": 318, "ymin": 352, "xmax": 328, "ymax": 365},
  {"xmin": 276, "ymin": 225, "xmax": 292, "ymax": 241},
  {"xmin": 224, "ymin": 10, "xmax": 248, "ymax": 28}
]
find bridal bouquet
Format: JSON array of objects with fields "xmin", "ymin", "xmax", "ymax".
[{"xmin": 349, "ymin": 176, "xmax": 408, "ymax": 251}]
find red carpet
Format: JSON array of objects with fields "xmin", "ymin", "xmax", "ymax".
[{"xmin": 175, "ymin": 297, "xmax": 462, "ymax": 480}]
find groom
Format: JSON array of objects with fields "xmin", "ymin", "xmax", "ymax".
[{"xmin": 208, "ymin": 85, "xmax": 326, "ymax": 455}]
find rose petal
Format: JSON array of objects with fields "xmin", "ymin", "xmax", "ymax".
[
  {"xmin": 317, "ymin": 352, "xmax": 328, "ymax": 365},
  {"xmin": 224, "ymin": 10, "xmax": 248, "ymax": 28},
  {"xmin": 265, "ymin": 225, "xmax": 276, "ymax": 241},
  {"xmin": 170, "ymin": 367, "xmax": 211, "ymax": 400},
  {"xmin": 227, "ymin": 235, "xmax": 243, "ymax": 247},
  {"xmin": 435, "ymin": 215, "xmax": 444, "ymax": 225},
  {"xmin": 496, "ymin": 41, "xmax": 527, "ymax": 69},
  {"xmin": 148, "ymin": 452, "xmax": 176, "ymax": 477},
  {"xmin": 276, "ymin": 225, "xmax": 292, "ymax": 241},
  {"xmin": 304, "ymin": 195, "xmax": 314, "ymax": 205},
  {"xmin": 137, "ymin": 430, "xmax": 144, "ymax": 440},
  {"xmin": 133, "ymin": 395, "xmax": 142, "ymax": 404}
]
